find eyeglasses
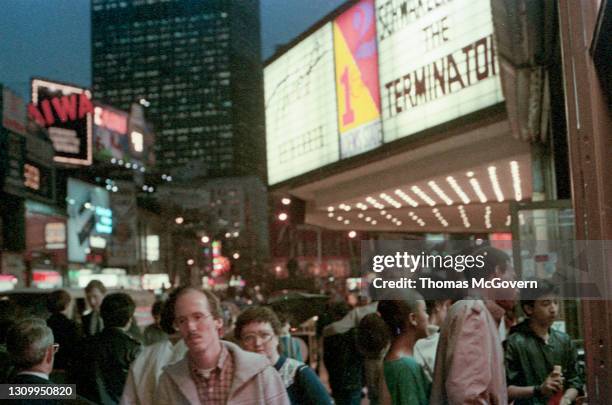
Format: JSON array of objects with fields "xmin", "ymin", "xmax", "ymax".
[
  {"xmin": 173, "ymin": 312, "xmax": 213, "ymax": 329},
  {"xmin": 52, "ymin": 343, "xmax": 60, "ymax": 354},
  {"xmin": 241, "ymin": 332, "xmax": 275, "ymax": 345}
]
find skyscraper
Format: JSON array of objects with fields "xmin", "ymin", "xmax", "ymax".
[{"xmin": 91, "ymin": 0, "xmax": 265, "ymax": 180}]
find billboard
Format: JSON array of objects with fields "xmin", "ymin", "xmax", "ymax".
[
  {"xmin": 93, "ymin": 103, "xmax": 130, "ymax": 162},
  {"xmin": 265, "ymin": 23, "xmax": 339, "ymax": 185},
  {"xmin": 93, "ymin": 102, "xmax": 155, "ymax": 169},
  {"xmin": 263, "ymin": 0, "xmax": 504, "ymax": 186},
  {"xmin": 67, "ymin": 178, "xmax": 112, "ymax": 263},
  {"xmin": 29, "ymin": 79, "xmax": 93, "ymax": 165},
  {"xmin": 334, "ymin": 0, "xmax": 382, "ymax": 158},
  {"xmin": 25, "ymin": 211, "xmax": 67, "ymax": 266},
  {"xmin": 108, "ymin": 181, "xmax": 138, "ymax": 267},
  {"xmin": 376, "ymin": 0, "xmax": 504, "ymax": 142}
]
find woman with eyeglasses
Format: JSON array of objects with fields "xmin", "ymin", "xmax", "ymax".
[{"xmin": 235, "ymin": 306, "xmax": 333, "ymax": 405}]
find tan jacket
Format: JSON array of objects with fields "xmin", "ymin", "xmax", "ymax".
[
  {"xmin": 430, "ymin": 299, "xmax": 508, "ymax": 405},
  {"xmin": 155, "ymin": 340, "xmax": 290, "ymax": 405}
]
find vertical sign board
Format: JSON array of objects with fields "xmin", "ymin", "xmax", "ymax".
[
  {"xmin": 2, "ymin": 87, "xmax": 26, "ymax": 135},
  {"xmin": 23, "ymin": 132, "xmax": 56, "ymax": 204},
  {"xmin": 128, "ymin": 103, "xmax": 156, "ymax": 169},
  {"xmin": 108, "ymin": 181, "xmax": 138, "ymax": 267},
  {"xmin": 1, "ymin": 132, "xmax": 26, "ymax": 196},
  {"xmin": 67, "ymin": 178, "xmax": 112, "ymax": 263},
  {"xmin": 334, "ymin": 0, "xmax": 383, "ymax": 158},
  {"xmin": 376, "ymin": 0, "xmax": 504, "ymax": 142},
  {"xmin": 0, "ymin": 85, "xmax": 26, "ymax": 196},
  {"xmin": 265, "ymin": 23, "xmax": 339, "ymax": 185},
  {"xmin": 29, "ymin": 79, "xmax": 93, "ymax": 166}
]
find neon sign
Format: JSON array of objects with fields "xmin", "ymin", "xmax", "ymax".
[
  {"xmin": 95, "ymin": 206, "xmax": 113, "ymax": 234},
  {"xmin": 29, "ymin": 79, "xmax": 93, "ymax": 166},
  {"xmin": 94, "ymin": 106, "xmax": 128, "ymax": 134}
]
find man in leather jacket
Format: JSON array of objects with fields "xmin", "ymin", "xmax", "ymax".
[{"xmin": 70, "ymin": 293, "xmax": 141, "ymax": 404}]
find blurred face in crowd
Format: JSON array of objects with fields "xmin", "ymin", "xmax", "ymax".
[
  {"xmin": 431, "ymin": 299, "xmax": 452, "ymax": 327},
  {"xmin": 240, "ymin": 321, "xmax": 279, "ymax": 362},
  {"xmin": 494, "ymin": 260, "xmax": 519, "ymax": 310},
  {"xmin": 86, "ymin": 288, "xmax": 105, "ymax": 312},
  {"xmin": 525, "ymin": 295, "xmax": 559, "ymax": 327},
  {"xmin": 413, "ymin": 300, "xmax": 430, "ymax": 339},
  {"xmin": 153, "ymin": 313, "xmax": 161, "ymax": 326},
  {"xmin": 174, "ymin": 290, "xmax": 222, "ymax": 355}
]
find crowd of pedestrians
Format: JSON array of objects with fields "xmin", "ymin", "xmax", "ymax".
[
  {"xmin": 0, "ymin": 245, "xmax": 586, "ymax": 404},
  {"xmin": 319, "ymin": 246, "xmax": 585, "ymax": 405}
]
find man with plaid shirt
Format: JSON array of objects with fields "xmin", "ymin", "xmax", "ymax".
[{"xmin": 156, "ymin": 287, "xmax": 289, "ymax": 404}]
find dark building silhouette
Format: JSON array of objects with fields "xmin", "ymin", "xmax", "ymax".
[{"xmin": 91, "ymin": 0, "xmax": 266, "ymax": 180}]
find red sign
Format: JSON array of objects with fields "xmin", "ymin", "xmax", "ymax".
[
  {"xmin": 29, "ymin": 79, "xmax": 93, "ymax": 166},
  {"xmin": 28, "ymin": 93, "xmax": 93, "ymax": 128},
  {"xmin": 31, "ymin": 270, "xmax": 62, "ymax": 289},
  {"xmin": 94, "ymin": 105, "xmax": 127, "ymax": 134},
  {"xmin": 32, "ymin": 270, "xmax": 61, "ymax": 283}
]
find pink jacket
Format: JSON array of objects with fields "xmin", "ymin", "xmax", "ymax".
[
  {"xmin": 155, "ymin": 341, "xmax": 290, "ymax": 404},
  {"xmin": 430, "ymin": 300, "xmax": 508, "ymax": 405}
]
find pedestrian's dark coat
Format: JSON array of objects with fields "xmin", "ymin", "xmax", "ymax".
[
  {"xmin": 46, "ymin": 312, "xmax": 81, "ymax": 370},
  {"xmin": 70, "ymin": 327, "xmax": 141, "ymax": 404},
  {"xmin": 504, "ymin": 320, "xmax": 583, "ymax": 405}
]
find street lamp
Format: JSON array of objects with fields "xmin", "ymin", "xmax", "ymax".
[
  {"xmin": 175, "ymin": 216, "xmax": 184, "ymax": 224},
  {"xmin": 232, "ymin": 252, "xmax": 240, "ymax": 260},
  {"xmin": 201, "ymin": 235, "xmax": 210, "ymax": 244}
]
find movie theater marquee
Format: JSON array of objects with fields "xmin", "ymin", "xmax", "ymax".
[
  {"xmin": 264, "ymin": 23, "xmax": 339, "ymax": 185},
  {"xmin": 264, "ymin": 0, "xmax": 505, "ymax": 186},
  {"xmin": 376, "ymin": 0, "xmax": 504, "ymax": 142}
]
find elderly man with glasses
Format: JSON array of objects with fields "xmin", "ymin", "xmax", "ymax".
[
  {"xmin": 6, "ymin": 317, "xmax": 60, "ymax": 385},
  {"xmin": 156, "ymin": 287, "xmax": 289, "ymax": 405}
]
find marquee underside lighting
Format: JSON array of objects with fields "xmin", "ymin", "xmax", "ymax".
[{"xmin": 307, "ymin": 157, "xmax": 531, "ymax": 233}]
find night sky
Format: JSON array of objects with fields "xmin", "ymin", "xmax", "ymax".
[{"xmin": 0, "ymin": 0, "xmax": 345, "ymax": 101}]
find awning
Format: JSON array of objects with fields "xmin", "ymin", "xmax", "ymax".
[{"xmin": 284, "ymin": 118, "xmax": 532, "ymax": 233}]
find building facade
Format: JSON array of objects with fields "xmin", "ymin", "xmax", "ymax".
[{"xmin": 91, "ymin": 0, "xmax": 266, "ymax": 180}]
